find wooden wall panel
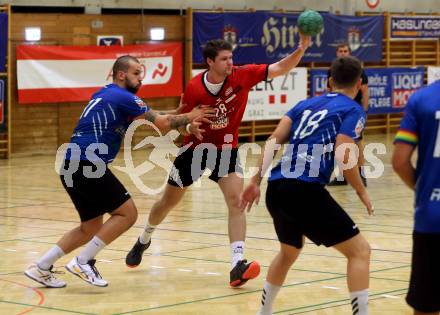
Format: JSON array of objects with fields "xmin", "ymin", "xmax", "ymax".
[{"xmin": 10, "ymin": 13, "xmax": 184, "ymax": 155}]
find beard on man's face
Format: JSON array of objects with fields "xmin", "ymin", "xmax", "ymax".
[{"xmin": 125, "ymin": 79, "xmax": 141, "ymax": 94}]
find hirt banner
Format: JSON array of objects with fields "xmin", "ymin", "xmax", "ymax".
[
  {"xmin": 193, "ymin": 11, "xmax": 384, "ymax": 64},
  {"xmin": 310, "ymin": 67, "xmax": 424, "ymax": 114},
  {"xmin": 16, "ymin": 43, "xmax": 183, "ymax": 104},
  {"xmin": 192, "ymin": 68, "xmax": 307, "ymax": 121}
]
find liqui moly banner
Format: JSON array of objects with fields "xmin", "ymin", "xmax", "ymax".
[
  {"xmin": 16, "ymin": 43, "xmax": 183, "ymax": 104},
  {"xmin": 310, "ymin": 67, "xmax": 424, "ymax": 114},
  {"xmin": 309, "ymin": 69, "xmax": 329, "ymax": 97},
  {"xmin": 365, "ymin": 67, "xmax": 424, "ymax": 113},
  {"xmin": 192, "ymin": 68, "xmax": 307, "ymax": 121}
]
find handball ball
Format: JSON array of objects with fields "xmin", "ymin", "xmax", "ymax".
[{"xmin": 297, "ymin": 10, "xmax": 324, "ymax": 36}]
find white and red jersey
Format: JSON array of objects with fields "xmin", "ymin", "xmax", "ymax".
[{"xmin": 182, "ymin": 64, "xmax": 268, "ymax": 148}]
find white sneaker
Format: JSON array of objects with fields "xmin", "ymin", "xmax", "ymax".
[
  {"xmin": 24, "ymin": 264, "xmax": 66, "ymax": 288},
  {"xmin": 65, "ymin": 257, "xmax": 108, "ymax": 287}
]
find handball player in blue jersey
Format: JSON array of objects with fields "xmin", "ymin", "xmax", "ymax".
[
  {"xmin": 24, "ymin": 55, "xmax": 213, "ymax": 288},
  {"xmin": 241, "ymin": 56, "xmax": 373, "ymax": 315},
  {"xmin": 393, "ymin": 80, "xmax": 440, "ymax": 315}
]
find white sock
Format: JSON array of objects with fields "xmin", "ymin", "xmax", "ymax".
[
  {"xmin": 257, "ymin": 281, "xmax": 281, "ymax": 315},
  {"xmin": 37, "ymin": 245, "xmax": 65, "ymax": 270},
  {"xmin": 350, "ymin": 289, "xmax": 368, "ymax": 315},
  {"xmin": 77, "ymin": 236, "xmax": 106, "ymax": 265},
  {"xmin": 139, "ymin": 222, "xmax": 157, "ymax": 244},
  {"xmin": 231, "ymin": 241, "xmax": 244, "ymax": 268}
]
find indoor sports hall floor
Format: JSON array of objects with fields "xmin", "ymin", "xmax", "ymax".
[{"xmin": 0, "ymin": 134, "xmax": 414, "ymax": 314}]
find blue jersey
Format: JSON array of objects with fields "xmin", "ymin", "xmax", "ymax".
[
  {"xmin": 394, "ymin": 80, "xmax": 440, "ymax": 233},
  {"xmin": 269, "ymin": 93, "xmax": 366, "ymax": 184},
  {"xmin": 68, "ymin": 84, "xmax": 149, "ymax": 163}
]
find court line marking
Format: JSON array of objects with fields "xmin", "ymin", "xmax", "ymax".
[
  {"xmin": 274, "ymin": 288, "xmax": 407, "ymax": 314},
  {"xmin": 112, "ymin": 275, "xmax": 347, "ymax": 315},
  {"xmin": 0, "ymin": 278, "xmax": 45, "ymax": 315}
]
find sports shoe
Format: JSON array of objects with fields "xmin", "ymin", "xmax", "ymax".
[
  {"xmin": 230, "ymin": 259, "xmax": 260, "ymax": 287},
  {"xmin": 126, "ymin": 238, "xmax": 151, "ymax": 268},
  {"xmin": 65, "ymin": 257, "xmax": 108, "ymax": 287},
  {"xmin": 24, "ymin": 264, "xmax": 66, "ymax": 288}
]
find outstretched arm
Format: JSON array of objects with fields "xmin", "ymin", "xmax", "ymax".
[
  {"xmin": 239, "ymin": 116, "xmax": 292, "ymax": 212},
  {"xmin": 145, "ymin": 105, "xmax": 214, "ymax": 134},
  {"xmin": 267, "ymin": 33, "xmax": 311, "ymax": 80}
]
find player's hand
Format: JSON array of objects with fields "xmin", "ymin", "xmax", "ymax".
[
  {"xmin": 188, "ymin": 117, "xmax": 205, "ymax": 141},
  {"xmin": 188, "ymin": 105, "xmax": 215, "ymax": 124},
  {"xmin": 356, "ymin": 190, "xmax": 374, "ymax": 216},
  {"xmin": 175, "ymin": 93, "xmax": 186, "ymax": 114},
  {"xmin": 298, "ymin": 32, "xmax": 311, "ymax": 51},
  {"xmin": 239, "ymin": 182, "xmax": 261, "ymax": 213}
]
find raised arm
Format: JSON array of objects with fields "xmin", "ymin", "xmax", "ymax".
[{"xmin": 267, "ymin": 33, "xmax": 310, "ymax": 80}]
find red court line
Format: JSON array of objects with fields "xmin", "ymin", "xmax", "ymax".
[{"xmin": 0, "ymin": 278, "xmax": 45, "ymax": 315}]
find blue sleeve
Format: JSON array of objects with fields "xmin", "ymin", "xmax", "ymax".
[
  {"xmin": 394, "ymin": 92, "xmax": 419, "ymax": 145},
  {"xmin": 285, "ymin": 101, "xmax": 304, "ymax": 120},
  {"xmin": 399, "ymin": 94, "xmax": 418, "ymax": 133},
  {"xmin": 339, "ymin": 107, "xmax": 366, "ymax": 140},
  {"xmin": 119, "ymin": 94, "xmax": 149, "ymax": 117}
]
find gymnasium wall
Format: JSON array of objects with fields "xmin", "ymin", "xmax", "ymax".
[
  {"xmin": 4, "ymin": 0, "xmax": 440, "ymax": 14},
  {"xmin": 10, "ymin": 13, "xmax": 184, "ymax": 155}
]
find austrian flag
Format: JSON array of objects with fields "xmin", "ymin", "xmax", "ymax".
[{"xmin": 16, "ymin": 43, "xmax": 183, "ymax": 104}]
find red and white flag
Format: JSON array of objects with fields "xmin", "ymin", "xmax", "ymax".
[{"xmin": 16, "ymin": 43, "xmax": 183, "ymax": 104}]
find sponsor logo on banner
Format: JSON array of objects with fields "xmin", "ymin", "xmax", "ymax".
[
  {"xmin": 312, "ymin": 73, "xmax": 328, "ymax": 96},
  {"xmin": 347, "ymin": 27, "xmax": 361, "ymax": 52},
  {"xmin": 192, "ymin": 68, "xmax": 307, "ymax": 121},
  {"xmin": 390, "ymin": 15, "xmax": 440, "ymax": 39},
  {"xmin": 97, "ymin": 35, "xmax": 123, "ymax": 46},
  {"xmin": 16, "ymin": 43, "xmax": 182, "ymax": 104},
  {"xmin": 193, "ymin": 12, "xmax": 384, "ymax": 63},
  {"xmin": 392, "ymin": 71, "xmax": 423, "ymax": 108},
  {"xmin": 223, "ymin": 25, "xmax": 238, "ymax": 51}
]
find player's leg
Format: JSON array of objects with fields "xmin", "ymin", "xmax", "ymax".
[
  {"xmin": 24, "ymin": 217, "xmax": 103, "ymax": 288},
  {"xmin": 126, "ymin": 148, "xmax": 198, "ymax": 267},
  {"xmin": 333, "ymin": 234, "xmax": 371, "ymax": 315},
  {"xmin": 406, "ymin": 233, "xmax": 440, "ymax": 315},
  {"xmin": 257, "ymin": 242, "xmax": 303, "ymax": 315},
  {"xmin": 64, "ymin": 166, "xmax": 135, "ymax": 287},
  {"xmin": 216, "ymin": 168, "xmax": 259, "ymax": 287},
  {"xmin": 125, "ymin": 183, "xmax": 188, "ymax": 267},
  {"xmin": 302, "ymin": 184, "xmax": 370, "ymax": 315},
  {"xmin": 257, "ymin": 179, "xmax": 305, "ymax": 315}
]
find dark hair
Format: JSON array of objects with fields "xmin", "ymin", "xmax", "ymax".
[
  {"xmin": 330, "ymin": 56, "xmax": 362, "ymax": 88},
  {"xmin": 202, "ymin": 39, "xmax": 232, "ymax": 64},
  {"xmin": 112, "ymin": 55, "xmax": 139, "ymax": 80},
  {"xmin": 336, "ymin": 42, "xmax": 351, "ymax": 53}
]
